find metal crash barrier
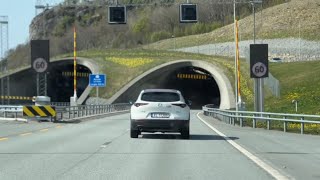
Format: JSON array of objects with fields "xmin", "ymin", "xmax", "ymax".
[
  {"xmin": 55, "ymin": 103, "xmax": 131, "ymax": 121},
  {"xmin": 202, "ymin": 104, "xmax": 320, "ymax": 134},
  {"xmin": 1, "ymin": 103, "xmax": 131, "ymax": 122}
]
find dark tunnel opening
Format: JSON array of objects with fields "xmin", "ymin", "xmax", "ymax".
[
  {"xmin": 162, "ymin": 66, "xmax": 220, "ymax": 109},
  {"xmin": 47, "ymin": 62, "xmax": 91, "ymax": 102},
  {"xmin": 0, "ymin": 61, "xmax": 91, "ymax": 105}
]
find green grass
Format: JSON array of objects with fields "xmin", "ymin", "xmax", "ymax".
[
  {"xmin": 239, "ymin": 60, "xmax": 320, "ymax": 115},
  {"xmin": 57, "ymin": 49, "xmax": 235, "ymax": 99},
  {"xmin": 264, "ymin": 61, "xmax": 320, "ymax": 115},
  {"xmin": 57, "ymin": 49, "xmax": 320, "ymax": 116}
]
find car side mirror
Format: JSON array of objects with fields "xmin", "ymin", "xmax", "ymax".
[
  {"xmin": 187, "ymin": 100, "xmax": 192, "ymax": 106},
  {"xmin": 129, "ymin": 101, "xmax": 133, "ymax": 105}
]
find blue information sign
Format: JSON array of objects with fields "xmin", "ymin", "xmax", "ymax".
[{"xmin": 89, "ymin": 74, "xmax": 106, "ymax": 87}]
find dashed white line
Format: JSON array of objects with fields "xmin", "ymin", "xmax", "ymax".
[
  {"xmin": 40, "ymin": 129, "xmax": 49, "ymax": 132},
  {"xmin": 20, "ymin": 132, "xmax": 32, "ymax": 136},
  {"xmin": 196, "ymin": 112, "xmax": 290, "ymax": 180},
  {"xmin": 0, "ymin": 137, "xmax": 8, "ymax": 141}
]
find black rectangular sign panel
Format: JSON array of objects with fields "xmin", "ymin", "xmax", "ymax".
[
  {"xmin": 250, "ymin": 44, "xmax": 268, "ymax": 78},
  {"xmin": 31, "ymin": 40, "xmax": 49, "ymax": 73},
  {"xmin": 180, "ymin": 4, "xmax": 198, "ymax": 23},
  {"xmin": 108, "ymin": 6, "xmax": 127, "ymax": 24}
]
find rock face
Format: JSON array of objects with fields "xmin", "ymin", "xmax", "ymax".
[{"xmin": 29, "ymin": 5, "xmax": 103, "ymax": 40}]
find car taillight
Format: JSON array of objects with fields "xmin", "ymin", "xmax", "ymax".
[
  {"xmin": 134, "ymin": 103, "xmax": 148, "ymax": 107},
  {"xmin": 172, "ymin": 103, "xmax": 187, "ymax": 108}
]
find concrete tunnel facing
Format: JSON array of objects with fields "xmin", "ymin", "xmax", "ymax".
[
  {"xmin": 111, "ymin": 60, "xmax": 234, "ymax": 110},
  {"xmin": 1, "ymin": 59, "xmax": 234, "ymax": 109}
]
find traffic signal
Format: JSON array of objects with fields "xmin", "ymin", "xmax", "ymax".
[
  {"xmin": 108, "ymin": 6, "xmax": 126, "ymax": 24},
  {"xmin": 179, "ymin": 4, "xmax": 198, "ymax": 23}
]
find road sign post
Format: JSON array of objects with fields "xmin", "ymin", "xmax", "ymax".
[
  {"xmin": 31, "ymin": 40, "xmax": 49, "ymax": 96},
  {"xmin": 89, "ymin": 74, "xmax": 107, "ymax": 98},
  {"xmin": 250, "ymin": 44, "xmax": 268, "ymax": 112}
]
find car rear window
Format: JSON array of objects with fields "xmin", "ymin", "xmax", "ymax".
[{"xmin": 141, "ymin": 92, "xmax": 180, "ymax": 102}]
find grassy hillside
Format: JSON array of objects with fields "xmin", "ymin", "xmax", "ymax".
[
  {"xmin": 57, "ymin": 49, "xmax": 236, "ymax": 99},
  {"xmin": 146, "ymin": 0, "xmax": 320, "ymax": 50},
  {"xmin": 265, "ymin": 61, "xmax": 320, "ymax": 115},
  {"xmin": 57, "ymin": 48, "xmax": 320, "ymax": 116}
]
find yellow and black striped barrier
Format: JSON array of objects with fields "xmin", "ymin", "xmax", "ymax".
[
  {"xmin": 0, "ymin": 96, "xmax": 33, "ymax": 100},
  {"xmin": 177, "ymin": 73, "xmax": 207, "ymax": 80},
  {"xmin": 23, "ymin": 106, "xmax": 56, "ymax": 117}
]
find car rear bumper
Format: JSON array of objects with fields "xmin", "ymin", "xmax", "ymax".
[{"xmin": 131, "ymin": 119, "xmax": 189, "ymax": 132}]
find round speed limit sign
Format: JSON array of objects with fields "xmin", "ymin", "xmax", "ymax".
[
  {"xmin": 33, "ymin": 58, "xmax": 48, "ymax": 73},
  {"xmin": 252, "ymin": 62, "xmax": 267, "ymax": 78}
]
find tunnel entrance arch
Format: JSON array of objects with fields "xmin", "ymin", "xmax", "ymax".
[{"xmin": 110, "ymin": 60, "xmax": 235, "ymax": 109}]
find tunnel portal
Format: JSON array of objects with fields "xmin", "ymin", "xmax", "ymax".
[
  {"xmin": 0, "ymin": 60, "xmax": 91, "ymax": 105},
  {"xmin": 1, "ymin": 59, "xmax": 233, "ymax": 109},
  {"xmin": 162, "ymin": 66, "xmax": 220, "ymax": 109},
  {"xmin": 47, "ymin": 61, "xmax": 91, "ymax": 102},
  {"xmin": 112, "ymin": 61, "xmax": 227, "ymax": 109}
]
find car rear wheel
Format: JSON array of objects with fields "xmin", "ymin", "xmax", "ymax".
[
  {"xmin": 181, "ymin": 128, "xmax": 190, "ymax": 139},
  {"xmin": 130, "ymin": 129, "xmax": 139, "ymax": 138}
]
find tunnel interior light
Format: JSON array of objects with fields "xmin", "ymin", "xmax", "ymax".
[
  {"xmin": 62, "ymin": 72, "xmax": 90, "ymax": 77},
  {"xmin": 177, "ymin": 73, "xmax": 207, "ymax": 80}
]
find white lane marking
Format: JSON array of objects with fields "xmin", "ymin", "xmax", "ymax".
[{"xmin": 196, "ymin": 112, "xmax": 290, "ymax": 180}]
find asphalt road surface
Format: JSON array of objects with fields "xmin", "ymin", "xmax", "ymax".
[{"xmin": 0, "ymin": 111, "xmax": 319, "ymax": 180}]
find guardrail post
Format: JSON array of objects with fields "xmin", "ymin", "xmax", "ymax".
[
  {"xmin": 239, "ymin": 113, "xmax": 243, "ymax": 127},
  {"xmin": 253, "ymin": 114, "xmax": 256, "ymax": 128},
  {"xmin": 77, "ymin": 106, "xmax": 79, "ymax": 117},
  {"xmin": 267, "ymin": 115, "xmax": 271, "ymax": 130},
  {"xmin": 283, "ymin": 116, "xmax": 287, "ymax": 132},
  {"xmin": 222, "ymin": 113, "xmax": 225, "ymax": 122},
  {"xmin": 71, "ymin": 106, "xmax": 74, "ymax": 118},
  {"xmin": 232, "ymin": 112, "xmax": 235, "ymax": 126},
  {"xmin": 300, "ymin": 117, "xmax": 304, "ymax": 134},
  {"xmin": 68, "ymin": 106, "xmax": 71, "ymax": 119}
]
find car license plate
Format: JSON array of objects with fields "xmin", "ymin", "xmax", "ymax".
[{"xmin": 151, "ymin": 113, "xmax": 170, "ymax": 118}]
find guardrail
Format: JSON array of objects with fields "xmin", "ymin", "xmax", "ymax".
[
  {"xmin": 203, "ymin": 104, "xmax": 320, "ymax": 134},
  {"xmin": 51, "ymin": 102, "xmax": 70, "ymax": 107},
  {"xmin": 0, "ymin": 105, "xmax": 23, "ymax": 118},
  {"xmin": 55, "ymin": 103, "xmax": 131, "ymax": 121},
  {"xmin": 0, "ymin": 103, "xmax": 131, "ymax": 122}
]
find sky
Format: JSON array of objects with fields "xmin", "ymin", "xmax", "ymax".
[{"xmin": 0, "ymin": 0, "xmax": 63, "ymax": 50}]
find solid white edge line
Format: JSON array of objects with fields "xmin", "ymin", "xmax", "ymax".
[{"xmin": 196, "ymin": 112, "xmax": 290, "ymax": 180}]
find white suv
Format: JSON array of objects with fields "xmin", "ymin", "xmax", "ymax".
[{"xmin": 130, "ymin": 89, "xmax": 191, "ymax": 139}]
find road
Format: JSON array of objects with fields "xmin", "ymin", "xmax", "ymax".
[{"xmin": 0, "ymin": 111, "xmax": 319, "ymax": 180}]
